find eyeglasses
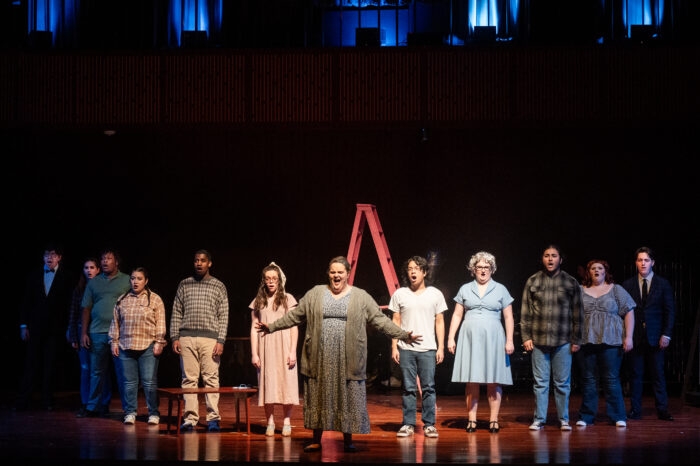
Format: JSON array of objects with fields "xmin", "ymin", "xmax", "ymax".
[
  {"xmin": 264, "ymin": 277, "xmax": 279, "ymax": 283},
  {"xmin": 475, "ymin": 266, "xmax": 491, "ymax": 271}
]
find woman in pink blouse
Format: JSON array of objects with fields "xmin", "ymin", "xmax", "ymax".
[{"xmin": 109, "ymin": 267, "xmax": 166, "ymax": 425}]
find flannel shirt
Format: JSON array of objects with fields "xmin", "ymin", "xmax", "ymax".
[
  {"xmin": 109, "ymin": 290, "xmax": 167, "ymax": 351},
  {"xmin": 520, "ymin": 270, "xmax": 582, "ymax": 347},
  {"xmin": 170, "ymin": 275, "xmax": 229, "ymax": 344}
]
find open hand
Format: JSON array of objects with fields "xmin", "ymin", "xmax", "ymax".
[
  {"xmin": 255, "ymin": 322, "xmax": 271, "ymax": 335},
  {"xmin": 404, "ymin": 331, "xmax": 422, "ymax": 345}
]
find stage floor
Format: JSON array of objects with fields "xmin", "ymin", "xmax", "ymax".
[{"xmin": 4, "ymin": 391, "xmax": 699, "ymax": 464}]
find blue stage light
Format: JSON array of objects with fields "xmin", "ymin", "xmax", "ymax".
[
  {"xmin": 170, "ymin": 0, "xmax": 222, "ymax": 47},
  {"xmin": 622, "ymin": 0, "xmax": 664, "ymax": 38}
]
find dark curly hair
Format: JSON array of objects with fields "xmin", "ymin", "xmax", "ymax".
[{"xmin": 400, "ymin": 255, "xmax": 432, "ymax": 287}]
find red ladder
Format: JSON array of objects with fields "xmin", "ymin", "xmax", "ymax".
[{"xmin": 346, "ymin": 204, "xmax": 400, "ymax": 302}]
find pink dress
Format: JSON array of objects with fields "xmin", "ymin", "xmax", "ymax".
[{"xmin": 249, "ymin": 294, "xmax": 299, "ymax": 406}]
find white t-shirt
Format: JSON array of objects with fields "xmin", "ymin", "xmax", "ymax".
[{"xmin": 388, "ymin": 286, "xmax": 448, "ymax": 352}]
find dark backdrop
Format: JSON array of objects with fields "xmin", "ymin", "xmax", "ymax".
[{"xmin": 5, "ymin": 122, "xmax": 698, "ymax": 398}]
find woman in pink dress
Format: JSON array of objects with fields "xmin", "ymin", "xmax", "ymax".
[{"xmin": 250, "ymin": 262, "xmax": 299, "ymax": 437}]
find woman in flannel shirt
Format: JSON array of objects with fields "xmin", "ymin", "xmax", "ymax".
[{"xmin": 109, "ymin": 267, "xmax": 167, "ymax": 425}]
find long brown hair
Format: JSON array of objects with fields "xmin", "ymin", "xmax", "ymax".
[
  {"xmin": 253, "ymin": 264, "xmax": 288, "ymax": 313},
  {"xmin": 77, "ymin": 258, "xmax": 100, "ymax": 293}
]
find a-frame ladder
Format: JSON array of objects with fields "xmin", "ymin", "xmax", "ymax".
[{"xmin": 346, "ymin": 204, "xmax": 400, "ymax": 302}]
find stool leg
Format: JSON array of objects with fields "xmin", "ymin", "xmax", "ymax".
[
  {"xmin": 167, "ymin": 397, "xmax": 173, "ymax": 433},
  {"xmin": 177, "ymin": 397, "xmax": 182, "ymax": 435}
]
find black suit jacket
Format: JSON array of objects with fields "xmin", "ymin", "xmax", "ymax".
[
  {"xmin": 622, "ymin": 274, "xmax": 675, "ymax": 346},
  {"xmin": 20, "ymin": 266, "xmax": 74, "ymax": 338}
]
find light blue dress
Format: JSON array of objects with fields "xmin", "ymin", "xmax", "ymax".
[{"xmin": 451, "ymin": 280, "xmax": 514, "ymax": 385}]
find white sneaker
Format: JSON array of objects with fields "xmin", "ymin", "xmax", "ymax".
[
  {"xmin": 615, "ymin": 420, "xmax": 627, "ymax": 428},
  {"xmin": 397, "ymin": 425, "xmax": 415, "ymax": 437},
  {"xmin": 560, "ymin": 421, "xmax": 572, "ymax": 431},
  {"xmin": 123, "ymin": 414, "xmax": 136, "ymax": 425},
  {"xmin": 529, "ymin": 421, "xmax": 544, "ymax": 430},
  {"xmin": 265, "ymin": 423, "xmax": 275, "ymax": 437},
  {"xmin": 147, "ymin": 415, "xmax": 159, "ymax": 425},
  {"xmin": 423, "ymin": 425, "xmax": 439, "ymax": 438},
  {"xmin": 576, "ymin": 420, "xmax": 587, "ymax": 427}
]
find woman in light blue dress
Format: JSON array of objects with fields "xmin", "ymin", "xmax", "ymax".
[{"xmin": 447, "ymin": 251, "xmax": 514, "ymax": 433}]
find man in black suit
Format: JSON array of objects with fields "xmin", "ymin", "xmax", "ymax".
[
  {"xmin": 622, "ymin": 246, "xmax": 675, "ymax": 421},
  {"xmin": 17, "ymin": 245, "xmax": 74, "ymax": 410}
]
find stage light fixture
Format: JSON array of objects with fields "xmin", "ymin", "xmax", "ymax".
[
  {"xmin": 630, "ymin": 25, "xmax": 658, "ymax": 43},
  {"xmin": 473, "ymin": 26, "xmax": 496, "ymax": 43},
  {"xmin": 181, "ymin": 30, "xmax": 208, "ymax": 48},
  {"xmin": 356, "ymin": 28, "xmax": 385, "ymax": 47}
]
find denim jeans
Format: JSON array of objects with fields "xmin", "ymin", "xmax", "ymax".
[
  {"xmin": 531, "ymin": 343, "xmax": 572, "ymax": 424},
  {"xmin": 577, "ymin": 344, "xmax": 625, "ymax": 424},
  {"xmin": 87, "ymin": 332, "xmax": 125, "ymax": 411},
  {"xmin": 399, "ymin": 349, "xmax": 437, "ymax": 427},
  {"xmin": 78, "ymin": 345, "xmax": 111, "ymax": 407},
  {"xmin": 119, "ymin": 342, "xmax": 160, "ymax": 416}
]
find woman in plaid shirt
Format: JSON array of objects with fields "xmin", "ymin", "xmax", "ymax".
[{"xmin": 109, "ymin": 267, "xmax": 167, "ymax": 425}]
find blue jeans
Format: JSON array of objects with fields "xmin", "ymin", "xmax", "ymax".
[
  {"xmin": 78, "ymin": 345, "xmax": 111, "ymax": 407},
  {"xmin": 87, "ymin": 332, "xmax": 125, "ymax": 411},
  {"xmin": 578, "ymin": 344, "xmax": 625, "ymax": 424},
  {"xmin": 119, "ymin": 343, "xmax": 160, "ymax": 416},
  {"xmin": 399, "ymin": 349, "xmax": 436, "ymax": 427},
  {"xmin": 531, "ymin": 343, "xmax": 572, "ymax": 424}
]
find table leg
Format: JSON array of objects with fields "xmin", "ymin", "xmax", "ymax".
[
  {"xmin": 245, "ymin": 395, "xmax": 250, "ymax": 435},
  {"xmin": 236, "ymin": 396, "xmax": 241, "ymax": 432}
]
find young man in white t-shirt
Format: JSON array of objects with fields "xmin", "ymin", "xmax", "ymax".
[{"xmin": 390, "ymin": 256, "xmax": 447, "ymax": 438}]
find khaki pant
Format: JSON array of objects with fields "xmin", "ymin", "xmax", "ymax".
[{"xmin": 179, "ymin": 336, "xmax": 221, "ymax": 423}]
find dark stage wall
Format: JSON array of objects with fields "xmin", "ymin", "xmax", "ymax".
[
  {"xmin": 6, "ymin": 123, "xmax": 698, "ymax": 395},
  {"xmin": 3, "ymin": 45, "xmax": 698, "ymax": 398}
]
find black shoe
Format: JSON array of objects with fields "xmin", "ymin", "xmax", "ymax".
[
  {"xmin": 657, "ymin": 411, "xmax": 674, "ymax": 421},
  {"xmin": 489, "ymin": 421, "xmax": 500, "ymax": 433},
  {"xmin": 343, "ymin": 444, "xmax": 357, "ymax": 453},
  {"xmin": 77, "ymin": 409, "xmax": 99, "ymax": 418},
  {"xmin": 627, "ymin": 410, "xmax": 642, "ymax": 420},
  {"xmin": 466, "ymin": 420, "xmax": 477, "ymax": 433}
]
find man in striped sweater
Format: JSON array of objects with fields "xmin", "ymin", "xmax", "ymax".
[{"xmin": 171, "ymin": 250, "xmax": 229, "ymax": 432}]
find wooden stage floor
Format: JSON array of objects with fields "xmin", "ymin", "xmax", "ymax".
[{"xmin": 3, "ymin": 391, "xmax": 699, "ymax": 464}]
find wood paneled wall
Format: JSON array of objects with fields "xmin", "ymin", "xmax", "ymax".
[{"xmin": 1, "ymin": 46, "xmax": 698, "ymax": 127}]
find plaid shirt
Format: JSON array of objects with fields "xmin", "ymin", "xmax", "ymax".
[
  {"xmin": 520, "ymin": 270, "xmax": 582, "ymax": 347},
  {"xmin": 109, "ymin": 290, "xmax": 167, "ymax": 351},
  {"xmin": 170, "ymin": 276, "xmax": 229, "ymax": 344}
]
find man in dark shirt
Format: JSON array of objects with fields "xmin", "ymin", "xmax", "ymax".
[{"xmin": 622, "ymin": 247, "xmax": 675, "ymax": 421}]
